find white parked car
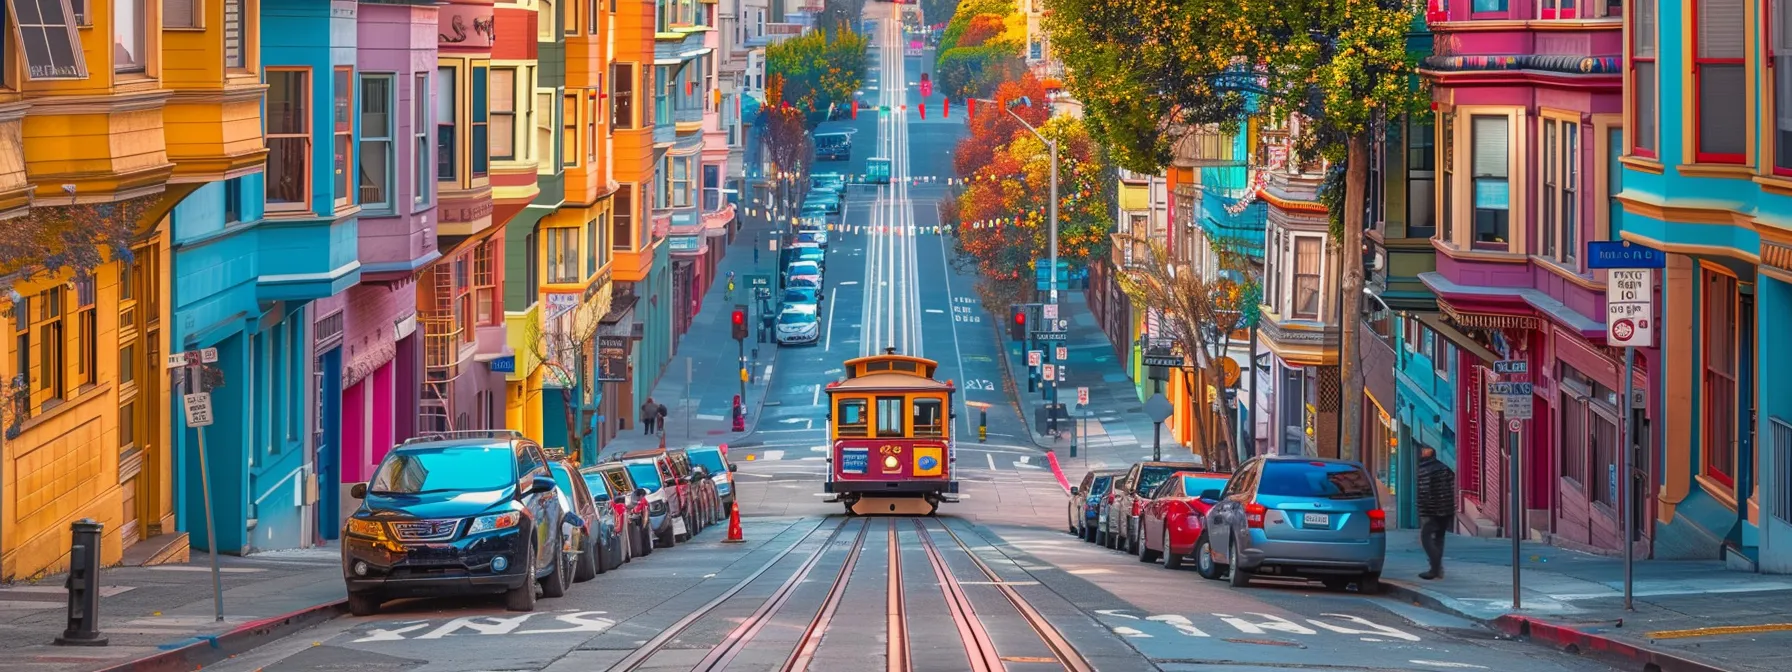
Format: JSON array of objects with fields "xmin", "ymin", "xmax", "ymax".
[
  {"xmin": 775, "ymin": 305, "xmax": 820, "ymax": 345},
  {"xmin": 785, "ymin": 261, "xmax": 822, "ymax": 288}
]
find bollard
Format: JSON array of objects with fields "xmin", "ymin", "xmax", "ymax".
[
  {"xmin": 55, "ymin": 519, "xmax": 107, "ymax": 647},
  {"xmin": 978, "ymin": 410, "xmax": 987, "ymax": 443}
]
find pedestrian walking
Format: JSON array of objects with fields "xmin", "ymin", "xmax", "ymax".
[
  {"xmin": 1415, "ymin": 446, "xmax": 1457, "ymax": 580},
  {"xmin": 641, "ymin": 397, "xmax": 658, "ymax": 435},
  {"xmin": 656, "ymin": 402, "xmax": 669, "ymax": 434}
]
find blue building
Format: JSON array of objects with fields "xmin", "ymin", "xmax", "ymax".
[{"xmin": 171, "ymin": 0, "xmax": 361, "ymax": 554}]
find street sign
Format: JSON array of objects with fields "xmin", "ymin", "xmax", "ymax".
[
  {"xmin": 746, "ymin": 274, "xmax": 771, "ymax": 290},
  {"xmin": 1043, "ymin": 364, "xmax": 1056, "ymax": 381},
  {"xmin": 489, "ymin": 356, "xmax": 517, "ymax": 373},
  {"xmin": 1606, "ymin": 269, "xmax": 1656, "ymax": 348},
  {"xmin": 1586, "ymin": 240, "xmax": 1666, "ymax": 269},
  {"xmin": 182, "ymin": 393, "xmax": 215, "ymax": 428},
  {"xmin": 1077, "ymin": 387, "xmax": 1089, "ymax": 406},
  {"xmin": 1500, "ymin": 395, "xmax": 1534, "ymax": 419},
  {"xmin": 166, "ymin": 353, "xmax": 191, "ymax": 370},
  {"xmin": 1508, "ymin": 419, "xmax": 1523, "ymax": 433},
  {"xmin": 1043, "ymin": 303, "xmax": 1058, "ymax": 320},
  {"xmin": 1028, "ymin": 350, "xmax": 1042, "ymax": 367},
  {"xmin": 1055, "ymin": 346, "xmax": 1067, "ymax": 360},
  {"xmin": 1489, "ymin": 382, "xmax": 1533, "ymax": 396},
  {"xmin": 200, "ymin": 347, "xmax": 218, "ymax": 364},
  {"xmin": 1144, "ymin": 393, "xmax": 1173, "ymax": 423},
  {"xmin": 1493, "ymin": 359, "xmax": 1527, "ymax": 375},
  {"xmin": 1035, "ymin": 330, "xmax": 1067, "ymax": 341}
]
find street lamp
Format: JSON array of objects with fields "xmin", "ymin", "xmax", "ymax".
[{"xmin": 1004, "ymin": 96, "xmax": 1059, "ymax": 307}]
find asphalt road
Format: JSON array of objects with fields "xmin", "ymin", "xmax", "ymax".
[{"xmin": 200, "ymin": 6, "xmax": 1622, "ymax": 672}]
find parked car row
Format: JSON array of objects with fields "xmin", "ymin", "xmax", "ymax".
[
  {"xmin": 1069, "ymin": 455, "xmax": 1387, "ymax": 593},
  {"xmin": 341, "ymin": 431, "xmax": 737, "ymax": 616}
]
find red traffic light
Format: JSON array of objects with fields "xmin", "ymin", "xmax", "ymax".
[
  {"xmin": 1014, "ymin": 312, "xmax": 1026, "ymax": 324},
  {"xmin": 732, "ymin": 310, "xmax": 745, "ymax": 325}
]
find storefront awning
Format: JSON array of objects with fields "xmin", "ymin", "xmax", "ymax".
[{"xmin": 1414, "ymin": 312, "xmax": 1503, "ymax": 364}]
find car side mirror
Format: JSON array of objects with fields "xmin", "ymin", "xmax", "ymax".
[
  {"xmin": 350, "ymin": 483, "xmax": 367, "ymax": 499},
  {"xmin": 729, "ymin": 463, "xmax": 738, "ymax": 473},
  {"xmin": 1070, "ymin": 486, "xmax": 1080, "ymax": 496},
  {"xmin": 528, "ymin": 475, "xmax": 557, "ymax": 495},
  {"xmin": 1199, "ymin": 489, "xmax": 1223, "ymax": 501}
]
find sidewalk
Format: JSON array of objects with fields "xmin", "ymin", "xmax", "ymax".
[
  {"xmin": 600, "ymin": 209, "xmax": 784, "ymax": 458},
  {"xmin": 0, "ymin": 546, "xmax": 345, "ymax": 672},
  {"xmin": 1383, "ymin": 530, "xmax": 1788, "ymax": 672},
  {"xmin": 998, "ymin": 291, "xmax": 1178, "ymax": 471}
]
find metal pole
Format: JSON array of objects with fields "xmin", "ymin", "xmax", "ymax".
[
  {"xmin": 194, "ymin": 420, "xmax": 224, "ymax": 622},
  {"xmin": 1048, "ymin": 139, "xmax": 1059, "ymax": 306},
  {"xmin": 1622, "ymin": 346, "xmax": 1635, "ymax": 611},
  {"xmin": 1511, "ymin": 410, "xmax": 1522, "ymax": 611},
  {"xmin": 1152, "ymin": 421, "xmax": 1162, "ymax": 462}
]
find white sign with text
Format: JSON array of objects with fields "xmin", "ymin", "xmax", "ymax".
[{"xmin": 1605, "ymin": 269, "xmax": 1654, "ymax": 348}]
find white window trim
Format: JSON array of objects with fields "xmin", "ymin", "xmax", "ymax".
[
  {"xmin": 359, "ymin": 72, "xmax": 398, "ymax": 214},
  {"xmin": 1443, "ymin": 105, "xmax": 1527, "ymax": 255}
]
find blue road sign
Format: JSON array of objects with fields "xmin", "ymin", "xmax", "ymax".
[
  {"xmin": 1586, "ymin": 241, "xmax": 1666, "ymax": 269},
  {"xmin": 489, "ymin": 356, "xmax": 517, "ymax": 373}
]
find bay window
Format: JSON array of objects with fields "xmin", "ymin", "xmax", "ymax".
[
  {"xmin": 472, "ymin": 66, "xmax": 489, "ymax": 177},
  {"xmin": 1292, "ymin": 236, "xmax": 1321, "ymax": 320},
  {"xmin": 613, "ymin": 185, "xmax": 635, "ymax": 250},
  {"xmin": 1540, "ymin": 116, "xmax": 1578, "ymax": 266},
  {"xmin": 1703, "ymin": 268, "xmax": 1738, "ymax": 486},
  {"xmin": 414, "ymin": 72, "xmax": 430, "ymax": 203},
  {"xmin": 224, "ymin": 0, "xmax": 246, "ymax": 69},
  {"xmin": 563, "ymin": 92, "xmax": 579, "ymax": 168},
  {"xmin": 1440, "ymin": 113, "xmax": 1455, "ymax": 244},
  {"xmin": 437, "ymin": 66, "xmax": 457, "ymax": 181},
  {"xmin": 537, "ymin": 90, "xmax": 557, "ymax": 169},
  {"xmin": 672, "ymin": 156, "xmax": 691, "ymax": 208},
  {"xmin": 1631, "ymin": 0, "xmax": 1657, "ymax": 157},
  {"xmin": 475, "ymin": 241, "xmax": 497, "ymax": 324},
  {"xmin": 1694, "ymin": 0, "xmax": 1747, "ymax": 163},
  {"xmin": 612, "ymin": 63, "xmax": 637, "ymax": 130},
  {"xmin": 334, "ymin": 67, "xmax": 355, "ymax": 207},
  {"xmin": 359, "ymin": 74, "xmax": 395, "ymax": 211},
  {"xmin": 547, "ymin": 227, "xmax": 579, "ymax": 284},
  {"xmin": 585, "ymin": 218, "xmax": 597, "ymax": 276},
  {"xmin": 491, "ymin": 67, "xmax": 516, "ymax": 160},
  {"xmin": 113, "ymin": 0, "xmax": 143, "ymax": 73},
  {"xmin": 266, "ymin": 68, "xmax": 312, "ymax": 210},
  {"xmin": 1470, "ymin": 115, "xmax": 1510, "ymax": 249},
  {"xmin": 587, "ymin": 90, "xmax": 598, "ymax": 164}
]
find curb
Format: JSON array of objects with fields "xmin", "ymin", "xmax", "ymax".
[
  {"xmin": 1380, "ymin": 582, "xmax": 1729, "ymax": 672},
  {"xmin": 987, "ymin": 319, "xmax": 1055, "ymax": 451},
  {"xmin": 742, "ymin": 340, "xmax": 782, "ymax": 436},
  {"xmin": 97, "ymin": 599, "xmax": 347, "ymax": 672}
]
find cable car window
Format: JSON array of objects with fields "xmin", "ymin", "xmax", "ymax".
[
  {"xmin": 912, "ymin": 398, "xmax": 943, "ymax": 437},
  {"xmin": 837, "ymin": 398, "xmax": 868, "ymax": 437},
  {"xmin": 892, "ymin": 361, "xmax": 917, "ymax": 373},
  {"xmin": 875, "ymin": 396, "xmax": 905, "ymax": 437},
  {"xmin": 865, "ymin": 361, "xmax": 891, "ymax": 372}
]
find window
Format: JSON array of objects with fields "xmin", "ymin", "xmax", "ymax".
[
  {"xmin": 912, "ymin": 398, "xmax": 943, "ymax": 437},
  {"xmin": 1292, "ymin": 237, "xmax": 1321, "ymax": 320},
  {"xmin": 1631, "ymin": 0, "xmax": 1658, "ymax": 157},
  {"xmin": 119, "ymin": 400, "xmax": 135, "ymax": 448},
  {"xmin": 34, "ymin": 287, "xmax": 64, "ymax": 402},
  {"xmin": 118, "ymin": 343, "xmax": 133, "ymax": 386},
  {"xmin": 266, "ymin": 69, "xmax": 311, "ymax": 210},
  {"xmin": 1704, "ymin": 269, "xmax": 1738, "ymax": 486},
  {"xmin": 703, "ymin": 164, "xmax": 721, "ymax": 211},
  {"xmin": 672, "ymin": 156, "xmax": 691, "ymax": 207},
  {"xmin": 471, "ymin": 66, "xmax": 488, "ymax": 177},
  {"xmin": 11, "ymin": 301, "xmax": 27, "ymax": 399},
  {"xmin": 437, "ymin": 66, "xmax": 457, "ymax": 181},
  {"xmin": 490, "ymin": 67, "xmax": 516, "ymax": 160},
  {"xmin": 613, "ymin": 184, "xmax": 634, "ymax": 249},
  {"xmin": 1471, "ymin": 0, "xmax": 1507, "ymax": 12},
  {"xmin": 224, "ymin": 176, "xmax": 242, "ymax": 224},
  {"xmin": 1440, "ymin": 113, "xmax": 1455, "ymax": 243},
  {"xmin": 224, "ymin": 0, "xmax": 245, "ymax": 69},
  {"xmin": 113, "ymin": 0, "xmax": 144, "ymax": 73},
  {"xmin": 1407, "ymin": 115, "xmax": 1436, "ymax": 239},
  {"xmin": 452, "ymin": 257, "xmax": 474, "ymax": 343},
  {"xmin": 1561, "ymin": 121, "xmax": 1579, "ymax": 265},
  {"xmin": 73, "ymin": 276, "xmax": 93, "ymax": 387},
  {"xmin": 547, "ymin": 227, "xmax": 579, "ymax": 283},
  {"xmin": 334, "ymin": 67, "xmax": 354, "ymax": 206},
  {"xmin": 1471, "ymin": 115, "xmax": 1510, "ymax": 249},
  {"xmin": 837, "ymin": 399, "xmax": 867, "ymax": 436},
  {"xmin": 536, "ymin": 90, "xmax": 555, "ymax": 168},
  {"xmin": 360, "ymin": 74, "xmax": 394, "ymax": 210},
  {"xmin": 1561, "ymin": 390, "xmax": 1588, "ymax": 486},
  {"xmin": 1694, "ymin": 0, "xmax": 1746, "ymax": 162},
  {"xmin": 474, "ymin": 241, "xmax": 497, "ymax": 324},
  {"xmin": 1542, "ymin": 120, "xmax": 1558, "ymax": 260},
  {"xmin": 875, "ymin": 397, "xmax": 904, "ymax": 437},
  {"xmin": 562, "ymin": 93, "xmax": 578, "ymax": 167},
  {"xmin": 612, "ymin": 63, "xmax": 635, "ymax": 130},
  {"xmin": 164, "ymin": 0, "xmax": 195, "ymax": 27},
  {"xmin": 594, "ymin": 211, "xmax": 609, "ymax": 268},
  {"xmin": 414, "ymin": 72, "xmax": 430, "ymax": 203},
  {"xmin": 585, "ymin": 218, "xmax": 598, "ymax": 276},
  {"xmin": 586, "ymin": 91, "xmax": 598, "ymax": 163},
  {"xmin": 1539, "ymin": 0, "xmax": 1576, "ymax": 18},
  {"xmin": 1776, "ymin": 0, "xmax": 1792, "ymax": 174},
  {"xmin": 13, "ymin": 0, "xmax": 89, "ymax": 80}
]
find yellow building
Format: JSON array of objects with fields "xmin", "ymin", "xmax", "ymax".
[{"xmin": 2, "ymin": 0, "xmax": 263, "ymax": 579}]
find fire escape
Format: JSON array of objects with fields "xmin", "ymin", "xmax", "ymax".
[{"xmin": 419, "ymin": 265, "xmax": 462, "ymax": 434}]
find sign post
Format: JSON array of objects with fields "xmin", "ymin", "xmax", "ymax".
[
  {"xmin": 168, "ymin": 352, "xmax": 224, "ymax": 623},
  {"xmin": 1589, "ymin": 240, "xmax": 1664, "ymax": 611},
  {"xmin": 1491, "ymin": 359, "xmax": 1529, "ymax": 609}
]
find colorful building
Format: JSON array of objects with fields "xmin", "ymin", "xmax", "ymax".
[
  {"xmin": 659, "ymin": 0, "xmax": 722, "ymax": 339},
  {"xmin": 420, "ymin": 0, "xmax": 510, "ymax": 434},
  {"xmin": 501, "ymin": 0, "xmax": 565, "ymax": 447},
  {"xmin": 1253, "ymin": 127, "xmax": 1341, "ymax": 458},
  {"xmin": 1410, "ymin": 1, "xmax": 1634, "ymax": 552},
  {"xmin": 1616, "ymin": 0, "xmax": 1783, "ymax": 569},
  {"xmin": 314, "ymin": 0, "xmax": 443, "ymax": 536},
  {"xmin": 614, "ymin": 0, "xmax": 676, "ymax": 435}
]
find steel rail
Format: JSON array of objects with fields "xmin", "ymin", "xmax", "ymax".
[
  {"xmin": 885, "ymin": 519, "xmax": 911, "ymax": 672},
  {"xmin": 781, "ymin": 516, "xmax": 875, "ymax": 672},
  {"xmin": 914, "ymin": 518, "xmax": 1001, "ymax": 672},
  {"xmin": 693, "ymin": 518, "xmax": 872, "ymax": 671},
  {"xmin": 933, "ymin": 519, "xmax": 1095, "ymax": 672}
]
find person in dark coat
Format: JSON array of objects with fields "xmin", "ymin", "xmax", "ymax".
[
  {"xmin": 655, "ymin": 402, "xmax": 669, "ymax": 434},
  {"xmin": 641, "ymin": 398, "xmax": 658, "ymax": 435},
  {"xmin": 1415, "ymin": 446, "xmax": 1457, "ymax": 580}
]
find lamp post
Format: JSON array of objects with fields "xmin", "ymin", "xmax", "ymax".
[{"xmin": 1003, "ymin": 96, "xmax": 1058, "ymax": 306}]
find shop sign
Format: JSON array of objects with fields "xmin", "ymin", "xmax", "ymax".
[
  {"xmin": 597, "ymin": 335, "xmax": 629, "ymax": 382},
  {"xmin": 669, "ymin": 236, "xmax": 702, "ymax": 252}
]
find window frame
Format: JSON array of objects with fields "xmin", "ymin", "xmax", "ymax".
[
  {"xmin": 1691, "ymin": 0, "xmax": 1748, "ymax": 164},
  {"xmin": 265, "ymin": 67, "xmax": 314, "ymax": 213},
  {"xmin": 74, "ymin": 275, "xmax": 94, "ymax": 388},
  {"xmin": 1630, "ymin": 0, "xmax": 1658, "ymax": 158},
  {"xmin": 223, "ymin": 0, "xmax": 247, "ymax": 70},
  {"xmin": 586, "ymin": 89, "xmax": 598, "ymax": 164},
  {"xmin": 1774, "ymin": 0, "xmax": 1792, "ymax": 175},
  {"xmin": 163, "ymin": 0, "xmax": 198, "ymax": 29},
  {"xmin": 611, "ymin": 62, "xmax": 636, "ymax": 130},
  {"xmin": 1291, "ymin": 234, "xmax": 1322, "ymax": 321},
  {"xmin": 474, "ymin": 240, "xmax": 498, "ymax": 325},
  {"xmin": 562, "ymin": 91, "xmax": 579, "ymax": 168},
  {"xmin": 113, "ymin": 0, "xmax": 146, "ymax": 74},
  {"xmin": 333, "ymin": 66, "xmax": 355, "ymax": 207},
  {"xmin": 471, "ymin": 65, "xmax": 489, "ymax": 178},
  {"xmin": 1701, "ymin": 264, "xmax": 1739, "ymax": 488},
  {"xmin": 1406, "ymin": 114, "xmax": 1436, "ymax": 240},
  {"xmin": 414, "ymin": 71, "xmax": 431, "ymax": 206},
  {"xmin": 671, "ymin": 155, "xmax": 691, "ymax": 208},
  {"xmin": 613, "ymin": 183, "xmax": 635, "ymax": 250},
  {"xmin": 11, "ymin": 0, "xmax": 90, "ymax": 81},
  {"xmin": 1469, "ymin": 114, "xmax": 1513, "ymax": 250},
  {"xmin": 33, "ymin": 287, "xmax": 65, "ymax": 405},
  {"xmin": 546, "ymin": 226, "xmax": 580, "ymax": 284},
  {"xmin": 874, "ymin": 396, "xmax": 905, "ymax": 437},
  {"xmin": 437, "ymin": 64, "xmax": 458, "ymax": 183},
  {"xmin": 359, "ymin": 72, "xmax": 396, "ymax": 213},
  {"xmin": 536, "ymin": 88, "xmax": 556, "ymax": 171},
  {"xmin": 1538, "ymin": 111, "xmax": 1582, "ymax": 269},
  {"xmin": 1439, "ymin": 112, "xmax": 1456, "ymax": 245},
  {"xmin": 489, "ymin": 66, "xmax": 518, "ymax": 161}
]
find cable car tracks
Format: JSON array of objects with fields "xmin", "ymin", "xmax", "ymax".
[{"xmin": 606, "ymin": 516, "xmax": 1093, "ymax": 672}]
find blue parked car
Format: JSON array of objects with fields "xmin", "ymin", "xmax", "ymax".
[
  {"xmin": 687, "ymin": 446, "xmax": 739, "ymax": 512},
  {"xmin": 1199, "ymin": 456, "xmax": 1387, "ymax": 593},
  {"xmin": 1069, "ymin": 469, "xmax": 1123, "ymax": 543}
]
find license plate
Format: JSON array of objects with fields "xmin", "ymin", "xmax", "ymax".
[
  {"xmin": 1302, "ymin": 513, "xmax": 1329, "ymax": 527},
  {"xmin": 672, "ymin": 518, "xmax": 688, "ymax": 536}
]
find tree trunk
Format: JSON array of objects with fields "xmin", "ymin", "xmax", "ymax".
[
  {"xmin": 1205, "ymin": 356, "xmax": 1238, "ymax": 472},
  {"xmin": 1336, "ymin": 133, "xmax": 1370, "ymax": 461}
]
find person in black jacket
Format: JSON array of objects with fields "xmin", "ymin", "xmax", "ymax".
[{"xmin": 1415, "ymin": 446, "xmax": 1456, "ymax": 580}]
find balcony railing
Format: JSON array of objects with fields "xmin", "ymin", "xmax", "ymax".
[{"xmin": 422, "ymin": 314, "xmax": 463, "ymax": 373}]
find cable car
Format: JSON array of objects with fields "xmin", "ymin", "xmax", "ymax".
[{"xmin": 824, "ymin": 349, "xmax": 958, "ymax": 515}]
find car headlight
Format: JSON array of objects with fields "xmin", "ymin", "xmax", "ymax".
[
  {"xmin": 346, "ymin": 518, "xmax": 389, "ymax": 540},
  {"xmin": 467, "ymin": 511, "xmax": 522, "ymax": 535}
]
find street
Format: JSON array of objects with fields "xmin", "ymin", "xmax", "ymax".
[{"xmin": 185, "ymin": 6, "xmax": 1619, "ymax": 672}]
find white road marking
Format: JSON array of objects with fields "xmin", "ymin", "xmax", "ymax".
[
  {"xmin": 1146, "ymin": 614, "xmax": 1210, "ymax": 637},
  {"xmin": 1095, "ymin": 609, "xmax": 1139, "ymax": 620},
  {"xmin": 764, "ymin": 450, "xmax": 785, "ymax": 461},
  {"xmin": 1410, "ymin": 662, "xmax": 1488, "ymax": 670},
  {"xmin": 811, "ymin": 385, "xmax": 822, "ymax": 406},
  {"xmin": 925, "ymin": 308, "xmax": 944, "ymax": 314},
  {"xmin": 987, "ymin": 454, "xmax": 996, "ymax": 470}
]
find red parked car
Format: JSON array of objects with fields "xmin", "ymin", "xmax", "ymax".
[{"xmin": 1136, "ymin": 471, "xmax": 1233, "ymax": 569}]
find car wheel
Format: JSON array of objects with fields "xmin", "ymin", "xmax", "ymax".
[
  {"xmin": 1194, "ymin": 533, "xmax": 1223, "ymax": 580},
  {"xmin": 347, "ymin": 592, "xmax": 381, "ymax": 616},
  {"xmin": 1227, "ymin": 542, "xmax": 1253, "ymax": 588},
  {"xmin": 504, "ymin": 544, "xmax": 538, "ymax": 612},
  {"xmin": 1160, "ymin": 524, "xmax": 1181, "ymax": 569},
  {"xmin": 575, "ymin": 535, "xmax": 600, "ymax": 581},
  {"xmin": 1358, "ymin": 572, "xmax": 1382, "ymax": 595},
  {"xmin": 1138, "ymin": 531, "xmax": 1159, "ymax": 563},
  {"xmin": 541, "ymin": 544, "xmax": 572, "ymax": 599},
  {"xmin": 1127, "ymin": 520, "xmax": 1141, "ymax": 555}
]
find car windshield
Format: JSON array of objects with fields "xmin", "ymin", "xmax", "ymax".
[
  {"xmin": 789, "ymin": 277, "xmax": 821, "ymax": 289},
  {"xmin": 1258, "ymin": 461, "xmax": 1377, "ymax": 499},
  {"xmin": 580, "ymin": 473, "xmax": 612, "ymax": 500},
  {"xmin": 625, "ymin": 463, "xmax": 663, "ymax": 490},
  {"xmin": 1183, "ymin": 475, "xmax": 1229, "ymax": 498},
  {"xmin": 1135, "ymin": 466, "xmax": 1187, "ymax": 496},
  {"xmin": 1091, "ymin": 477, "xmax": 1114, "ymax": 495},
  {"xmin": 370, "ymin": 446, "xmax": 513, "ymax": 494},
  {"xmin": 779, "ymin": 311, "xmax": 817, "ymax": 325},
  {"xmin": 784, "ymin": 289, "xmax": 818, "ymax": 303},
  {"xmin": 789, "ymin": 262, "xmax": 819, "ymax": 275},
  {"xmin": 690, "ymin": 450, "xmax": 727, "ymax": 473}
]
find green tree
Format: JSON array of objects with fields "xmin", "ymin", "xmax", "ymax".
[{"xmin": 765, "ymin": 27, "xmax": 869, "ymax": 128}]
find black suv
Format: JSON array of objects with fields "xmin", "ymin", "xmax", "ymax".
[{"xmin": 342, "ymin": 430, "xmax": 572, "ymax": 615}]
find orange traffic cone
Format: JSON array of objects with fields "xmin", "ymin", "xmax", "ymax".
[{"xmin": 723, "ymin": 502, "xmax": 745, "ymax": 543}]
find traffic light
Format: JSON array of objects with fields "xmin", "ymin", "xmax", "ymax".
[
  {"xmin": 1009, "ymin": 305, "xmax": 1028, "ymax": 341},
  {"xmin": 732, "ymin": 308, "xmax": 748, "ymax": 341}
]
